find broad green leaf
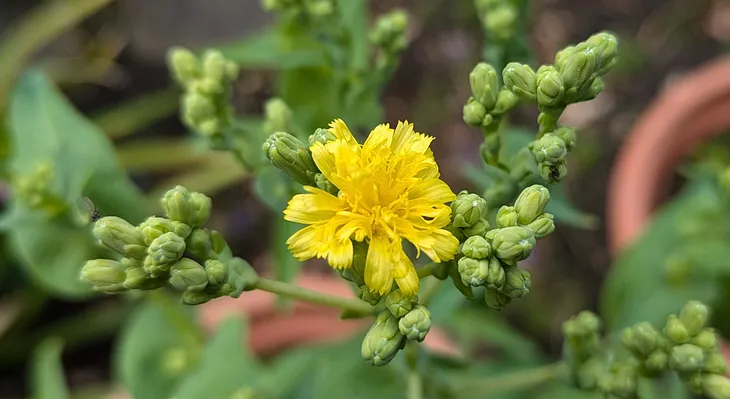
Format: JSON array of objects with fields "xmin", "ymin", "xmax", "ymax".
[
  {"xmin": 500, "ymin": 126, "xmax": 533, "ymax": 162},
  {"xmin": 216, "ymin": 28, "xmax": 327, "ymax": 70},
  {"xmin": 253, "ymin": 166, "xmax": 296, "ymax": 213},
  {"xmin": 175, "ymin": 317, "xmax": 262, "ymax": 399},
  {"xmin": 30, "ymin": 338, "xmax": 69, "ymax": 399},
  {"xmin": 336, "ymin": 0, "xmax": 368, "ymax": 71},
  {"xmin": 115, "ymin": 298, "xmax": 202, "ymax": 399}
]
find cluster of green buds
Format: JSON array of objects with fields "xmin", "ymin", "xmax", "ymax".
[
  {"xmin": 11, "ymin": 162, "xmax": 65, "ymax": 216},
  {"xmin": 473, "ymin": 0, "xmax": 518, "ymax": 42},
  {"xmin": 369, "ymin": 9, "xmax": 409, "ymax": 69},
  {"xmin": 361, "ymin": 289, "xmax": 432, "ymax": 366},
  {"xmin": 167, "ymin": 47, "xmax": 239, "ymax": 144},
  {"xmin": 260, "ymin": 0, "xmax": 335, "ymax": 19},
  {"xmin": 462, "ymin": 62, "xmax": 519, "ymax": 165},
  {"xmin": 563, "ymin": 301, "xmax": 730, "ymax": 399},
  {"xmin": 80, "ymin": 186, "xmax": 258, "ymax": 305},
  {"xmin": 263, "ymin": 128, "xmax": 338, "ymax": 194},
  {"xmin": 442, "ymin": 185, "xmax": 553, "ymax": 310}
]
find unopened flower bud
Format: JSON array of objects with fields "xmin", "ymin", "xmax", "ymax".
[
  {"xmin": 492, "ymin": 88, "xmax": 519, "ymax": 115},
  {"xmin": 205, "ymin": 259, "xmax": 229, "ymax": 287},
  {"xmin": 314, "ymin": 173, "xmax": 338, "ymax": 195},
  {"xmin": 484, "ymin": 5, "xmax": 517, "ymax": 41},
  {"xmin": 458, "ymin": 257, "xmax": 489, "ymax": 286},
  {"xmin": 450, "ymin": 191, "xmax": 487, "ymax": 228},
  {"xmin": 554, "ymin": 45, "xmax": 575, "ymax": 73},
  {"xmin": 80, "ymin": 259, "xmax": 127, "ymax": 293},
  {"xmin": 644, "ymin": 350, "xmax": 668, "ymax": 374},
  {"xmin": 539, "ymin": 161, "xmax": 567, "ymax": 183},
  {"xmin": 578, "ymin": 77, "xmax": 604, "ymax": 102},
  {"xmin": 485, "ymin": 257, "xmax": 506, "ymax": 289},
  {"xmin": 93, "ymin": 217, "xmax": 146, "ymax": 259},
  {"xmin": 399, "ymin": 305, "xmax": 432, "ymax": 342},
  {"xmin": 670, "ymin": 343, "xmax": 705, "ymax": 373},
  {"xmin": 502, "ymin": 63, "xmax": 537, "ymax": 102},
  {"xmin": 702, "ymin": 375, "xmax": 730, "ymax": 399},
  {"xmin": 370, "ymin": 9, "xmax": 409, "ymax": 52},
  {"xmin": 500, "ymin": 266, "xmax": 531, "ymax": 298},
  {"xmin": 146, "ymin": 232, "xmax": 186, "ymax": 271},
  {"xmin": 358, "ymin": 285, "xmax": 382, "ymax": 306},
  {"xmin": 161, "ymin": 186, "xmax": 198, "ymax": 225},
  {"xmin": 469, "ymin": 63, "xmax": 499, "ymax": 109},
  {"xmin": 530, "ymin": 134, "xmax": 567, "ymax": 164},
  {"xmin": 691, "ymin": 329, "xmax": 718, "ymax": 352},
  {"xmin": 491, "ymin": 226, "xmax": 536, "ymax": 262},
  {"xmin": 182, "ymin": 93, "xmax": 215, "ymax": 125},
  {"xmin": 679, "ymin": 300, "xmax": 709, "ymax": 337},
  {"xmin": 169, "ymin": 258, "xmax": 209, "ymax": 292},
  {"xmin": 182, "ymin": 290, "xmax": 214, "ymax": 305},
  {"xmin": 554, "ymin": 126, "xmax": 576, "ymax": 151},
  {"xmin": 263, "ymin": 132, "xmax": 318, "ymax": 186},
  {"xmin": 561, "ymin": 46, "xmax": 599, "ymax": 92},
  {"xmin": 515, "ymin": 184, "xmax": 550, "ymax": 225},
  {"xmin": 586, "ymin": 32, "xmax": 619, "ymax": 75},
  {"xmin": 462, "ymin": 98, "xmax": 488, "ymax": 126},
  {"xmin": 485, "ymin": 288, "xmax": 511, "ymax": 310},
  {"xmin": 536, "ymin": 65, "xmax": 565, "ymax": 107},
  {"xmin": 168, "ymin": 47, "xmax": 200, "ymax": 84},
  {"xmin": 309, "ymin": 128, "xmax": 337, "ymax": 146},
  {"xmin": 304, "ymin": 0, "xmax": 334, "ymax": 17},
  {"xmin": 362, "ymin": 311, "xmax": 405, "ymax": 366},
  {"xmin": 622, "ymin": 322, "xmax": 659, "ymax": 358},
  {"xmin": 385, "ymin": 289, "xmax": 414, "ymax": 318},
  {"xmin": 263, "ymin": 98, "xmax": 293, "ymax": 133},
  {"xmin": 525, "ymin": 213, "xmax": 555, "ymax": 238},
  {"xmin": 461, "ymin": 236, "xmax": 491, "ymax": 259},
  {"xmin": 190, "ymin": 192, "xmax": 212, "ymax": 227},
  {"xmin": 664, "ymin": 314, "xmax": 690, "ymax": 344},
  {"xmin": 139, "ymin": 216, "xmax": 192, "ymax": 246},
  {"xmin": 496, "ymin": 205, "xmax": 518, "ymax": 228},
  {"xmin": 704, "ymin": 352, "xmax": 728, "ymax": 375},
  {"xmin": 186, "ymin": 228, "xmax": 214, "ymax": 260},
  {"xmin": 563, "ymin": 311, "xmax": 601, "ymax": 340}
]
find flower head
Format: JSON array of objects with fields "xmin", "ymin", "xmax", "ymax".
[{"xmin": 283, "ymin": 119, "xmax": 459, "ymax": 295}]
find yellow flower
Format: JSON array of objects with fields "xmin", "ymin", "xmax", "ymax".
[{"xmin": 283, "ymin": 119, "xmax": 459, "ymax": 296}]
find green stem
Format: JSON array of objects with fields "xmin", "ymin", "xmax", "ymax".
[
  {"xmin": 405, "ymin": 343, "xmax": 423, "ymax": 399},
  {"xmin": 452, "ymin": 362, "xmax": 567, "ymax": 397},
  {"xmin": 418, "ymin": 277, "xmax": 442, "ymax": 307},
  {"xmin": 416, "ymin": 262, "xmax": 438, "ymax": 279},
  {"xmin": 92, "ymin": 86, "xmax": 180, "ymax": 139},
  {"xmin": 252, "ymin": 277, "xmax": 375, "ymax": 316}
]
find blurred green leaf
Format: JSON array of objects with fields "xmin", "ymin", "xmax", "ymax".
[
  {"xmin": 500, "ymin": 127, "xmax": 533, "ymax": 162},
  {"xmin": 30, "ymin": 338, "xmax": 69, "ymax": 399},
  {"xmin": 545, "ymin": 185, "xmax": 598, "ymax": 230},
  {"xmin": 253, "ymin": 166, "xmax": 295, "ymax": 213},
  {"xmin": 175, "ymin": 317, "xmax": 262, "ymax": 399},
  {"xmin": 116, "ymin": 297, "xmax": 202, "ymax": 399},
  {"xmin": 92, "ymin": 86, "xmax": 180, "ymax": 140},
  {"xmin": 337, "ymin": 0, "xmax": 368, "ymax": 71},
  {"xmin": 273, "ymin": 218, "xmax": 302, "ymax": 286},
  {"xmin": 216, "ymin": 28, "xmax": 328, "ymax": 70}
]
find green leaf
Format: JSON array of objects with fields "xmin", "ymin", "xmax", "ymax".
[
  {"xmin": 273, "ymin": 218, "xmax": 302, "ymax": 286},
  {"xmin": 216, "ymin": 28, "xmax": 327, "ymax": 70},
  {"xmin": 30, "ymin": 338, "xmax": 69, "ymax": 399},
  {"xmin": 499, "ymin": 126, "xmax": 533, "ymax": 163},
  {"xmin": 336, "ymin": 0, "xmax": 368, "ymax": 71},
  {"xmin": 175, "ymin": 317, "xmax": 262, "ymax": 399},
  {"xmin": 545, "ymin": 184, "xmax": 598, "ymax": 230},
  {"xmin": 253, "ymin": 165, "xmax": 296, "ymax": 213},
  {"xmin": 115, "ymin": 298, "xmax": 202, "ymax": 399}
]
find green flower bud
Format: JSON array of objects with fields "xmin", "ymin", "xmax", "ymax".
[
  {"xmin": 139, "ymin": 216, "xmax": 192, "ymax": 246},
  {"xmin": 186, "ymin": 228, "xmax": 214, "ymax": 260},
  {"xmin": 484, "ymin": 5, "xmax": 517, "ymax": 41},
  {"xmin": 561, "ymin": 46, "xmax": 599, "ymax": 92},
  {"xmin": 554, "ymin": 45, "xmax": 575, "ymax": 73},
  {"xmin": 539, "ymin": 161, "xmax": 567, "ymax": 183},
  {"xmin": 536, "ymin": 65, "xmax": 565, "ymax": 107},
  {"xmin": 664, "ymin": 314, "xmax": 690, "ymax": 344},
  {"xmin": 496, "ymin": 205, "xmax": 518, "ymax": 228},
  {"xmin": 702, "ymin": 375, "xmax": 730, "ymax": 399},
  {"xmin": 502, "ymin": 63, "xmax": 537, "ymax": 102},
  {"xmin": 399, "ymin": 305, "xmax": 432, "ymax": 342},
  {"xmin": 492, "ymin": 88, "xmax": 519, "ymax": 115},
  {"xmin": 578, "ymin": 77, "xmax": 604, "ymax": 102},
  {"xmin": 485, "ymin": 257, "xmax": 506, "ymax": 289},
  {"xmin": 303, "ymin": 0, "xmax": 334, "ymax": 17},
  {"xmin": 586, "ymin": 32, "xmax": 619, "ymax": 75},
  {"xmin": 313, "ymin": 173, "xmax": 338, "ymax": 195},
  {"xmin": 263, "ymin": 132, "xmax": 318, "ymax": 186},
  {"xmin": 500, "ymin": 266, "xmax": 530, "ymax": 298},
  {"xmin": 705, "ymin": 352, "xmax": 728, "ymax": 375},
  {"xmin": 362, "ymin": 311, "xmax": 405, "ymax": 366},
  {"xmin": 461, "ymin": 236, "xmax": 491, "ymax": 259},
  {"xmin": 93, "ymin": 217, "xmax": 146, "ymax": 259},
  {"xmin": 463, "ymin": 218, "xmax": 490, "ymax": 238},
  {"xmin": 450, "ymin": 191, "xmax": 487, "ymax": 228},
  {"xmin": 358, "ymin": 285, "xmax": 382, "ymax": 306},
  {"xmin": 485, "ymin": 288, "xmax": 511, "ymax": 310},
  {"xmin": 385, "ymin": 289, "xmax": 414, "ymax": 318},
  {"xmin": 309, "ymin": 128, "xmax": 337, "ymax": 146},
  {"xmin": 469, "ymin": 63, "xmax": 499, "ymax": 109},
  {"xmin": 600, "ymin": 362, "xmax": 638, "ymax": 399},
  {"xmin": 491, "ymin": 226, "xmax": 536, "ymax": 262},
  {"xmin": 691, "ymin": 329, "xmax": 718, "ymax": 351},
  {"xmin": 679, "ymin": 300, "xmax": 709, "ymax": 337},
  {"xmin": 80, "ymin": 259, "xmax": 127, "ymax": 293},
  {"xmin": 161, "ymin": 186, "xmax": 198, "ymax": 225},
  {"xmin": 169, "ymin": 258, "xmax": 209, "ymax": 292},
  {"xmin": 554, "ymin": 126, "xmax": 576, "ymax": 151},
  {"xmin": 205, "ymin": 259, "xmax": 229, "ymax": 287},
  {"xmin": 622, "ymin": 322, "xmax": 659, "ymax": 358},
  {"xmin": 462, "ymin": 97, "xmax": 488, "ymax": 126},
  {"xmin": 458, "ymin": 257, "xmax": 489, "ymax": 286},
  {"xmin": 525, "ymin": 213, "xmax": 555, "ymax": 238},
  {"xmin": 684, "ymin": 372, "xmax": 705, "ymax": 395},
  {"xmin": 189, "ymin": 192, "xmax": 212, "ymax": 227},
  {"xmin": 670, "ymin": 343, "xmax": 705, "ymax": 373},
  {"xmin": 146, "ymin": 232, "xmax": 186, "ymax": 272},
  {"xmin": 182, "ymin": 93, "xmax": 215, "ymax": 126},
  {"xmin": 643, "ymin": 350, "xmax": 668, "ymax": 375},
  {"xmin": 263, "ymin": 98, "xmax": 293, "ymax": 133},
  {"xmin": 563, "ymin": 311, "xmax": 601, "ymax": 339},
  {"xmin": 530, "ymin": 134, "xmax": 567, "ymax": 164},
  {"xmin": 514, "ymin": 185, "xmax": 550, "ymax": 225},
  {"xmin": 370, "ymin": 10, "xmax": 409, "ymax": 52},
  {"xmin": 168, "ymin": 47, "xmax": 200, "ymax": 84},
  {"xmin": 182, "ymin": 290, "xmax": 215, "ymax": 305}
]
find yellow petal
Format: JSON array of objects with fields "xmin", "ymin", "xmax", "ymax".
[
  {"xmin": 364, "ymin": 234, "xmax": 394, "ymax": 295},
  {"xmin": 391, "ymin": 120, "xmax": 434, "ymax": 154},
  {"xmin": 327, "ymin": 119, "xmax": 359, "ymax": 148},
  {"xmin": 327, "ymin": 239, "xmax": 354, "ymax": 269},
  {"xmin": 283, "ymin": 187, "xmax": 346, "ymax": 225},
  {"xmin": 362, "ymin": 123, "xmax": 392, "ymax": 160},
  {"xmin": 405, "ymin": 228, "xmax": 459, "ymax": 263},
  {"xmin": 286, "ymin": 225, "xmax": 323, "ymax": 261},
  {"xmin": 408, "ymin": 179, "xmax": 456, "ymax": 203},
  {"xmin": 311, "ymin": 142, "xmax": 337, "ymax": 181},
  {"xmin": 394, "ymin": 254, "xmax": 419, "ymax": 296}
]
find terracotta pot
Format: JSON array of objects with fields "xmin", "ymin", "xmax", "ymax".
[{"xmin": 606, "ymin": 56, "xmax": 730, "ymax": 370}]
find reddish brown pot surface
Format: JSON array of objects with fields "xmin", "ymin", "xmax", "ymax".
[{"xmin": 606, "ymin": 56, "xmax": 730, "ymax": 369}]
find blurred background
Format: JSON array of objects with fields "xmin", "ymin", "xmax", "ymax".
[{"xmin": 1, "ymin": 0, "xmax": 730, "ymax": 398}]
